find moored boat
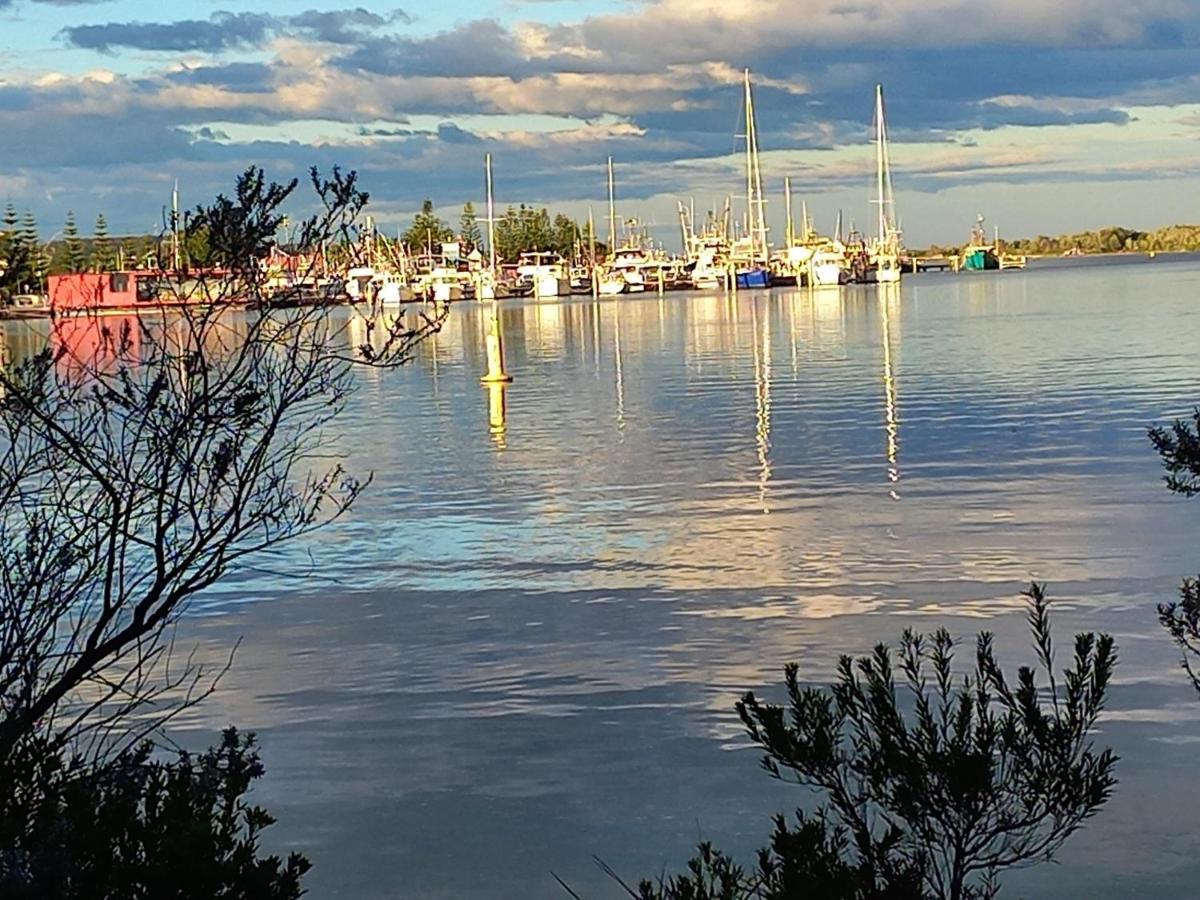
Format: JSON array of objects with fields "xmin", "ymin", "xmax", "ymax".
[
  {"xmin": 515, "ymin": 251, "xmax": 570, "ymax": 298},
  {"xmin": 960, "ymin": 215, "xmax": 1000, "ymax": 270}
]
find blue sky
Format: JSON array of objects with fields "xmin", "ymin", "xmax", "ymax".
[{"xmin": 2, "ymin": 0, "xmax": 1200, "ymax": 246}]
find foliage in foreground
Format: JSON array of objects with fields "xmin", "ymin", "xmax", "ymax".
[
  {"xmin": 0, "ymin": 727, "xmax": 307, "ymax": 899},
  {"xmin": 637, "ymin": 585, "xmax": 1117, "ymax": 900},
  {"xmin": 1150, "ymin": 409, "xmax": 1200, "ymax": 693},
  {"xmin": 1, "ymin": 166, "xmax": 444, "ymax": 895}
]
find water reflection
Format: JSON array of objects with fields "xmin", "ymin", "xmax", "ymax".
[
  {"xmin": 485, "ymin": 382, "xmax": 508, "ymax": 448},
  {"xmin": 751, "ymin": 297, "xmax": 772, "ymax": 512},
  {"xmin": 5, "ymin": 266, "xmax": 1200, "ymax": 898},
  {"xmin": 613, "ymin": 300, "xmax": 625, "ymax": 435},
  {"xmin": 880, "ymin": 285, "xmax": 900, "ymax": 499}
]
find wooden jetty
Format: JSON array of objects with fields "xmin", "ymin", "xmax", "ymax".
[{"xmin": 909, "ymin": 255, "xmax": 958, "ymax": 273}]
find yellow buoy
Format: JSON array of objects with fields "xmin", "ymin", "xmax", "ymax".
[{"xmin": 480, "ymin": 313, "xmax": 513, "ymax": 384}]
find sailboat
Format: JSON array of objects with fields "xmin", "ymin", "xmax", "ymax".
[
  {"xmin": 870, "ymin": 84, "xmax": 902, "ymax": 284},
  {"xmin": 730, "ymin": 68, "xmax": 771, "ymax": 289}
]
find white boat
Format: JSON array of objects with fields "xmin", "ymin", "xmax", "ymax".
[
  {"xmin": 516, "ymin": 251, "xmax": 570, "ymax": 298},
  {"xmin": 810, "ymin": 247, "xmax": 846, "ymax": 287},
  {"xmin": 689, "ymin": 244, "xmax": 724, "ymax": 290},
  {"xmin": 345, "ymin": 266, "xmax": 414, "ymax": 306},
  {"xmin": 679, "ymin": 200, "xmax": 730, "ymax": 290}
]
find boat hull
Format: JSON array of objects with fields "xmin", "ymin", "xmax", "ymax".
[
  {"xmin": 962, "ymin": 248, "xmax": 999, "ymax": 271},
  {"xmin": 810, "ymin": 262, "xmax": 843, "ymax": 287},
  {"xmin": 735, "ymin": 267, "xmax": 770, "ymax": 289}
]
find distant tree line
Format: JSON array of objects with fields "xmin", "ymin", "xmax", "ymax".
[
  {"xmin": 915, "ymin": 224, "xmax": 1200, "ymax": 257},
  {"xmin": 1, "ymin": 195, "xmax": 605, "ymax": 293},
  {"xmin": 0, "ymin": 205, "xmax": 194, "ymax": 295},
  {"xmin": 401, "ymin": 198, "xmax": 600, "ymax": 262}
]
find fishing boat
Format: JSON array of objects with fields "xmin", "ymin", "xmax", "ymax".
[
  {"xmin": 809, "ymin": 245, "xmax": 847, "ymax": 287},
  {"xmin": 870, "ymin": 84, "xmax": 902, "ymax": 284},
  {"xmin": 731, "ymin": 69, "xmax": 771, "ymax": 289},
  {"xmin": 960, "ymin": 215, "xmax": 999, "ymax": 271},
  {"xmin": 679, "ymin": 200, "xmax": 730, "ymax": 290}
]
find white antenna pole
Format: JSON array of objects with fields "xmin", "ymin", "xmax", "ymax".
[
  {"xmin": 485, "ymin": 153, "xmax": 497, "ymax": 276},
  {"xmin": 784, "ymin": 176, "xmax": 793, "ymax": 247},
  {"xmin": 171, "ymin": 179, "xmax": 180, "ymax": 270},
  {"xmin": 607, "ymin": 155, "xmax": 617, "ymax": 252}
]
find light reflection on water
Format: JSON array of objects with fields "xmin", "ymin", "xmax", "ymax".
[{"xmin": 10, "ymin": 258, "xmax": 1200, "ymax": 897}]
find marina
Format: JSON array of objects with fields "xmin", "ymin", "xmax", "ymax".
[{"xmin": 0, "ymin": 74, "xmax": 1054, "ymax": 320}]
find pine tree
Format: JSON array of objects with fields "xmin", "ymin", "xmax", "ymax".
[
  {"xmin": 63, "ymin": 211, "xmax": 86, "ymax": 272},
  {"xmin": 458, "ymin": 202, "xmax": 482, "ymax": 251},
  {"xmin": 402, "ymin": 200, "xmax": 454, "ymax": 252},
  {"xmin": 19, "ymin": 210, "xmax": 43, "ymax": 288},
  {"xmin": 1, "ymin": 203, "xmax": 15, "ymax": 257},
  {"xmin": 92, "ymin": 213, "xmax": 115, "ymax": 271},
  {"xmin": 0, "ymin": 203, "xmax": 24, "ymax": 292},
  {"xmin": 551, "ymin": 214, "xmax": 579, "ymax": 259}
]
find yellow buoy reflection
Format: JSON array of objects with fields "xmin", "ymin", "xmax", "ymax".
[{"xmin": 485, "ymin": 381, "xmax": 508, "ymax": 449}]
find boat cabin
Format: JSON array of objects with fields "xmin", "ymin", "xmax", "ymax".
[{"xmin": 48, "ymin": 271, "xmax": 173, "ymax": 312}]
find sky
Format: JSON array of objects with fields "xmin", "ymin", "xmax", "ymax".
[{"xmin": 1, "ymin": 0, "xmax": 1200, "ymax": 247}]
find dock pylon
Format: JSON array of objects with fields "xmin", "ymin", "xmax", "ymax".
[{"xmin": 480, "ymin": 312, "xmax": 513, "ymax": 384}]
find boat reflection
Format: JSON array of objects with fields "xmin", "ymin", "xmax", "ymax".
[
  {"xmin": 879, "ymin": 285, "xmax": 900, "ymax": 499},
  {"xmin": 751, "ymin": 296, "xmax": 772, "ymax": 511}
]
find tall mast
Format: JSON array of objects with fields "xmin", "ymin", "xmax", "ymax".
[
  {"xmin": 587, "ymin": 206, "xmax": 596, "ymax": 264},
  {"xmin": 485, "ymin": 153, "xmax": 497, "ymax": 275},
  {"xmin": 751, "ymin": 91, "xmax": 767, "ymax": 261},
  {"xmin": 875, "ymin": 85, "xmax": 886, "ymax": 246},
  {"xmin": 741, "ymin": 69, "xmax": 769, "ymax": 264},
  {"xmin": 784, "ymin": 176, "xmax": 793, "ymax": 247},
  {"xmin": 801, "ymin": 200, "xmax": 810, "ymax": 240},
  {"xmin": 874, "ymin": 84, "xmax": 898, "ymax": 249},
  {"xmin": 171, "ymin": 179, "xmax": 180, "ymax": 270},
  {"xmin": 744, "ymin": 69, "xmax": 755, "ymax": 258},
  {"xmin": 607, "ymin": 155, "xmax": 616, "ymax": 251}
]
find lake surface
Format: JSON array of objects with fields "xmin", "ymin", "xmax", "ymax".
[{"xmin": 26, "ymin": 256, "xmax": 1200, "ymax": 896}]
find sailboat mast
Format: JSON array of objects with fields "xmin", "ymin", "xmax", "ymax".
[
  {"xmin": 485, "ymin": 153, "xmax": 497, "ymax": 275},
  {"xmin": 751, "ymin": 102, "xmax": 767, "ymax": 262},
  {"xmin": 607, "ymin": 155, "xmax": 617, "ymax": 252},
  {"xmin": 875, "ymin": 85, "xmax": 887, "ymax": 247},
  {"xmin": 784, "ymin": 176, "xmax": 793, "ymax": 247},
  {"xmin": 743, "ymin": 69, "xmax": 756, "ymax": 258}
]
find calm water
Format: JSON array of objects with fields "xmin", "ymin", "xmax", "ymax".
[{"xmin": 23, "ymin": 256, "xmax": 1200, "ymax": 896}]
